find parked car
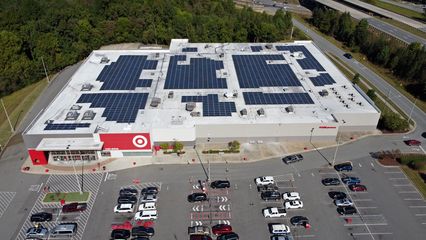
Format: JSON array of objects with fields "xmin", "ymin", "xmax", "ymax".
[
  {"xmin": 62, "ymin": 202, "xmax": 87, "ymax": 213},
  {"xmin": 334, "ymin": 198, "xmax": 354, "ymax": 207},
  {"xmin": 261, "ymin": 191, "xmax": 281, "ymax": 201},
  {"xmin": 257, "ymin": 184, "xmax": 279, "ymax": 192},
  {"xmin": 321, "ymin": 178, "xmax": 341, "ymax": 186},
  {"xmin": 141, "ymin": 187, "xmax": 158, "ymax": 195},
  {"xmin": 188, "ymin": 193, "xmax": 208, "ymax": 202},
  {"xmin": 282, "ymin": 192, "xmax": 300, "ymax": 201},
  {"xmin": 211, "ymin": 180, "xmax": 231, "ymax": 189},
  {"xmin": 216, "ymin": 232, "xmax": 239, "ymax": 240},
  {"xmin": 212, "ymin": 224, "xmax": 233, "ymax": 235},
  {"xmin": 131, "ymin": 237, "xmax": 150, "ymax": 240},
  {"xmin": 328, "ymin": 191, "xmax": 347, "ymax": 200},
  {"xmin": 119, "ymin": 188, "xmax": 138, "ymax": 197},
  {"xmin": 341, "ymin": 177, "xmax": 361, "ymax": 185},
  {"xmin": 188, "ymin": 226, "xmax": 210, "ymax": 235},
  {"xmin": 111, "ymin": 229, "xmax": 131, "ymax": 239},
  {"xmin": 349, "ymin": 184, "xmax": 367, "ymax": 192},
  {"xmin": 117, "ymin": 195, "xmax": 138, "ymax": 204},
  {"xmin": 337, "ymin": 206, "xmax": 357, "ymax": 215},
  {"xmin": 285, "ymin": 200, "xmax": 303, "ymax": 209},
  {"xmin": 50, "ymin": 223, "xmax": 78, "ymax": 237},
  {"xmin": 30, "ymin": 212, "xmax": 52, "ymax": 222},
  {"xmin": 140, "ymin": 193, "xmax": 157, "ymax": 203},
  {"xmin": 404, "ymin": 139, "xmax": 421, "ymax": 146},
  {"xmin": 282, "ymin": 154, "xmax": 303, "ymax": 164},
  {"xmin": 138, "ymin": 202, "xmax": 156, "ymax": 211},
  {"xmin": 255, "ymin": 176, "xmax": 275, "ymax": 186},
  {"xmin": 189, "ymin": 235, "xmax": 213, "ymax": 240},
  {"xmin": 263, "ymin": 207, "xmax": 287, "ymax": 218},
  {"xmin": 114, "ymin": 203, "xmax": 135, "ymax": 213},
  {"xmin": 334, "ymin": 162, "xmax": 353, "ymax": 172},
  {"xmin": 25, "ymin": 226, "xmax": 49, "ymax": 239},
  {"xmin": 131, "ymin": 226, "xmax": 154, "ymax": 237},
  {"xmin": 134, "ymin": 210, "xmax": 157, "ymax": 221},
  {"xmin": 271, "ymin": 235, "xmax": 294, "ymax": 240},
  {"xmin": 290, "ymin": 216, "xmax": 309, "ymax": 226},
  {"xmin": 269, "ymin": 224, "xmax": 291, "ymax": 235},
  {"xmin": 343, "ymin": 53, "xmax": 353, "ymax": 59}
]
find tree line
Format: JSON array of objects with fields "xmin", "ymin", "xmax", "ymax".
[
  {"xmin": 0, "ymin": 0, "xmax": 293, "ymax": 97},
  {"xmin": 311, "ymin": 7, "xmax": 426, "ymax": 101}
]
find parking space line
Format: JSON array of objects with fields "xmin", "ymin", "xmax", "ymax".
[
  {"xmin": 352, "ymin": 199, "xmax": 372, "ymax": 202},
  {"xmin": 404, "ymin": 198, "xmax": 424, "ymax": 201},
  {"xmin": 415, "ymin": 214, "xmax": 426, "ymax": 216},
  {"xmin": 296, "ymin": 235, "xmax": 315, "ymax": 238},
  {"xmin": 409, "ymin": 206, "xmax": 426, "ymax": 208},
  {"xmin": 344, "ymin": 223, "xmax": 388, "ymax": 226},
  {"xmin": 399, "ymin": 191, "xmax": 418, "ymax": 193},
  {"xmin": 357, "ymin": 207, "xmax": 377, "ymax": 209},
  {"xmin": 389, "ymin": 177, "xmax": 407, "ymax": 180},
  {"xmin": 351, "ymin": 232, "xmax": 393, "ymax": 236},
  {"xmin": 384, "ymin": 171, "xmax": 402, "ymax": 174},
  {"xmin": 393, "ymin": 184, "xmax": 412, "ymax": 187}
]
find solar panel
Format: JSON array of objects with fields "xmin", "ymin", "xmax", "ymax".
[
  {"xmin": 275, "ymin": 46, "xmax": 325, "ymax": 71},
  {"xmin": 309, "ymin": 73, "xmax": 336, "ymax": 86},
  {"xmin": 251, "ymin": 46, "xmax": 263, "ymax": 52},
  {"xmin": 97, "ymin": 55, "xmax": 157, "ymax": 90},
  {"xmin": 181, "ymin": 94, "xmax": 236, "ymax": 117},
  {"xmin": 243, "ymin": 92, "xmax": 314, "ymax": 105},
  {"xmin": 44, "ymin": 123, "xmax": 90, "ymax": 130},
  {"xmin": 164, "ymin": 55, "xmax": 227, "ymax": 89},
  {"xmin": 77, "ymin": 93, "xmax": 149, "ymax": 123},
  {"xmin": 182, "ymin": 47, "xmax": 198, "ymax": 52},
  {"xmin": 232, "ymin": 55, "xmax": 300, "ymax": 88}
]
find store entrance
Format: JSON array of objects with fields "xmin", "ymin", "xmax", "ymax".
[{"xmin": 50, "ymin": 150, "xmax": 97, "ymax": 162}]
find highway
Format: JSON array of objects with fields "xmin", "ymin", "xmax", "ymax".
[{"xmin": 381, "ymin": 0, "xmax": 425, "ymax": 13}]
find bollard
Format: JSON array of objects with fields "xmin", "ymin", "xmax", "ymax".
[
  {"xmin": 45, "ymin": 169, "xmax": 49, "ymax": 173},
  {"xmin": 304, "ymin": 147, "xmax": 308, "ymax": 150}
]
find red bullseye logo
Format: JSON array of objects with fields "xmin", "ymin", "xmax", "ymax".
[{"xmin": 132, "ymin": 135, "xmax": 148, "ymax": 148}]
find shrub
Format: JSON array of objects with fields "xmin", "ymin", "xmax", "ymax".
[
  {"xmin": 173, "ymin": 141, "xmax": 184, "ymax": 152},
  {"xmin": 159, "ymin": 143, "xmax": 169, "ymax": 150},
  {"xmin": 381, "ymin": 112, "xmax": 409, "ymax": 131}
]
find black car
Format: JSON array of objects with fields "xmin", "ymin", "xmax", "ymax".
[
  {"xmin": 261, "ymin": 191, "xmax": 281, "ymax": 201},
  {"xmin": 290, "ymin": 216, "xmax": 309, "ymax": 226},
  {"xmin": 321, "ymin": 178, "xmax": 341, "ymax": 186},
  {"xmin": 111, "ymin": 229, "xmax": 131, "ymax": 239},
  {"xmin": 337, "ymin": 206, "xmax": 357, "ymax": 215},
  {"xmin": 117, "ymin": 195, "xmax": 138, "ymax": 204},
  {"xmin": 141, "ymin": 187, "xmax": 158, "ymax": 195},
  {"xmin": 119, "ymin": 188, "xmax": 138, "ymax": 197},
  {"xmin": 257, "ymin": 184, "xmax": 279, "ymax": 192},
  {"xmin": 343, "ymin": 53, "xmax": 353, "ymax": 59},
  {"xmin": 211, "ymin": 180, "xmax": 230, "ymax": 189},
  {"xmin": 131, "ymin": 226, "xmax": 154, "ymax": 237},
  {"xmin": 217, "ymin": 232, "xmax": 239, "ymax": 240},
  {"xmin": 334, "ymin": 162, "xmax": 353, "ymax": 172},
  {"xmin": 131, "ymin": 237, "xmax": 150, "ymax": 240},
  {"xmin": 30, "ymin": 212, "xmax": 52, "ymax": 222},
  {"xmin": 282, "ymin": 154, "xmax": 303, "ymax": 164},
  {"xmin": 328, "ymin": 191, "xmax": 347, "ymax": 200},
  {"xmin": 188, "ymin": 192, "xmax": 208, "ymax": 202}
]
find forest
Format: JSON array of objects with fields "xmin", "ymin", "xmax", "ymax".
[
  {"xmin": 0, "ymin": 0, "xmax": 293, "ymax": 97},
  {"xmin": 311, "ymin": 7, "xmax": 426, "ymax": 100}
]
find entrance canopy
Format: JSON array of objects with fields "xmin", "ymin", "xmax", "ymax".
[{"xmin": 36, "ymin": 138, "xmax": 104, "ymax": 151}]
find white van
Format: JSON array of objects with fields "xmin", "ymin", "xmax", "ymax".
[
  {"xmin": 134, "ymin": 210, "xmax": 157, "ymax": 220},
  {"xmin": 50, "ymin": 223, "xmax": 78, "ymax": 237}
]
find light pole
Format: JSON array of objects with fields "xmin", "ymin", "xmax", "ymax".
[
  {"xmin": 1, "ymin": 99, "xmax": 14, "ymax": 132},
  {"xmin": 407, "ymin": 98, "xmax": 417, "ymax": 125},
  {"xmin": 207, "ymin": 136, "xmax": 211, "ymax": 183},
  {"xmin": 332, "ymin": 121, "xmax": 345, "ymax": 167},
  {"xmin": 309, "ymin": 128, "xmax": 315, "ymax": 144},
  {"xmin": 68, "ymin": 145, "xmax": 82, "ymax": 194}
]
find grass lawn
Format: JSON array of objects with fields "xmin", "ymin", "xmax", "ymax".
[
  {"xmin": 401, "ymin": 166, "xmax": 426, "ymax": 199},
  {"xmin": 374, "ymin": 1, "xmax": 425, "ymax": 21},
  {"xmin": 43, "ymin": 192, "xmax": 90, "ymax": 203}
]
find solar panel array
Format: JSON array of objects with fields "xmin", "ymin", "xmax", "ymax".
[
  {"xmin": 77, "ymin": 93, "xmax": 149, "ymax": 123},
  {"xmin": 251, "ymin": 46, "xmax": 263, "ymax": 52},
  {"xmin": 164, "ymin": 55, "xmax": 227, "ymax": 89},
  {"xmin": 309, "ymin": 73, "xmax": 336, "ymax": 86},
  {"xmin": 275, "ymin": 46, "xmax": 325, "ymax": 71},
  {"xmin": 181, "ymin": 94, "xmax": 236, "ymax": 117},
  {"xmin": 232, "ymin": 55, "xmax": 300, "ymax": 88},
  {"xmin": 97, "ymin": 55, "xmax": 157, "ymax": 90},
  {"xmin": 182, "ymin": 47, "xmax": 198, "ymax": 52},
  {"xmin": 44, "ymin": 123, "xmax": 91, "ymax": 130},
  {"xmin": 243, "ymin": 92, "xmax": 314, "ymax": 105}
]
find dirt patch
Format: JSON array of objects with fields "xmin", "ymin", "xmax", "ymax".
[{"xmin": 378, "ymin": 157, "xmax": 400, "ymax": 166}]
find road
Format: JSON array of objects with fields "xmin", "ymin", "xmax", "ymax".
[{"xmin": 381, "ymin": 0, "xmax": 425, "ymax": 14}]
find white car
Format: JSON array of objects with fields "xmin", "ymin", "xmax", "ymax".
[
  {"xmin": 114, "ymin": 203, "xmax": 135, "ymax": 213},
  {"xmin": 334, "ymin": 198, "xmax": 353, "ymax": 207},
  {"xmin": 285, "ymin": 200, "xmax": 303, "ymax": 209},
  {"xmin": 138, "ymin": 202, "xmax": 156, "ymax": 211},
  {"xmin": 134, "ymin": 210, "xmax": 157, "ymax": 220},
  {"xmin": 270, "ymin": 224, "xmax": 291, "ymax": 235},
  {"xmin": 255, "ymin": 176, "xmax": 275, "ymax": 186},
  {"xmin": 283, "ymin": 192, "xmax": 300, "ymax": 201},
  {"xmin": 263, "ymin": 207, "xmax": 287, "ymax": 218}
]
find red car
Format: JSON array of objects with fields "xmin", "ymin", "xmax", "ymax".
[
  {"xmin": 349, "ymin": 184, "xmax": 367, "ymax": 192},
  {"xmin": 62, "ymin": 202, "xmax": 87, "ymax": 213},
  {"xmin": 404, "ymin": 139, "xmax": 421, "ymax": 146},
  {"xmin": 212, "ymin": 224, "xmax": 233, "ymax": 235}
]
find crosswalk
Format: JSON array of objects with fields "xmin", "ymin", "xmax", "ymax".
[
  {"xmin": 0, "ymin": 191, "xmax": 16, "ymax": 218},
  {"xmin": 16, "ymin": 173, "xmax": 104, "ymax": 240}
]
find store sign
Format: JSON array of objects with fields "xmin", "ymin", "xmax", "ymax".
[
  {"xmin": 319, "ymin": 126, "xmax": 337, "ymax": 129},
  {"xmin": 99, "ymin": 133, "xmax": 151, "ymax": 150}
]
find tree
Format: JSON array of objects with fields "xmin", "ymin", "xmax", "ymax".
[
  {"xmin": 352, "ymin": 73, "xmax": 361, "ymax": 85},
  {"xmin": 353, "ymin": 19, "xmax": 369, "ymax": 47},
  {"xmin": 381, "ymin": 112, "xmax": 409, "ymax": 131},
  {"xmin": 366, "ymin": 89, "xmax": 376, "ymax": 101},
  {"xmin": 336, "ymin": 12, "xmax": 354, "ymax": 46},
  {"xmin": 228, "ymin": 140, "xmax": 240, "ymax": 151}
]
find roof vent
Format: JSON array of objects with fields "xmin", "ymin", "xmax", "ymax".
[
  {"xmin": 357, "ymin": 102, "xmax": 363, "ymax": 106},
  {"xmin": 65, "ymin": 111, "xmax": 79, "ymax": 120},
  {"xmin": 155, "ymin": 53, "xmax": 160, "ymax": 58},
  {"xmin": 168, "ymin": 91, "xmax": 174, "ymax": 99},
  {"xmin": 150, "ymin": 97, "xmax": 161, "ymax": 107},
  {"xmin": 285, "ymin": 106, "xmax": 294, "ymax": 114},
  {"xmin": 82, "ymin": 110, "xmax": 96, "ymax": 120},
  {"xmin": 81, "ymin": 83, "xmax": 93, "ymax": 91},
  {"xmin": 45, "ymin": 120, "xmax": 54, "ymax": 124},
  {"xmin": 342, "ymin": 85, "xmax": 347, "ymax": 89},
  {"xmin": 345, "ymin": 104, "xmax": 349, "ymax": 108},
  {"xmin": 186, "ymin": 102, "xmax": 196, "ymax": 111},
  {"xmin": 219, "ymin": 53, "xmax": 224, "ymax": 58},
  {"xmin": 70, "ymin": 105, "xmax": 82, "ymax": 110},
  {"xmin": 240, "ymin": 108, "xmax": 248, "ymax": 116},
  {"xmin": 257, "ymin": 108, "xmax": 265, "ymax": 117},
  {"xmin": 190, "ymin": 112, "xmax": 201, "ymax": 117},
  {"xmin": 100, "ymin": 57, "xmax": 110, "ymax": 64},
  {"xmin": 265, "ymin": 44, "xmax": 273, "ymax": 49}
]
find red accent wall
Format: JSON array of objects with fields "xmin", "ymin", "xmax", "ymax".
[
  {"xmin": 99, "ymin": 133, "xmax": 152, "ymax": 151},
  {"xmin": 28, "ymin": 149, "xmax": 48, "ymax": 165}
]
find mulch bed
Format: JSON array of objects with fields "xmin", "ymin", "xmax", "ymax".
[{"xmin": 378, "ymin": 157, "xmax": 400, "ymax": 166}]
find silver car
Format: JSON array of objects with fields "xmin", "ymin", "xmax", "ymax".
[
  {"xmin": 334, "ymin": 198, "xmax": 353, "ymax": 207},
  {"xmin": 25, "ymin": 226, "xmax": 48, "ymax": 239}
]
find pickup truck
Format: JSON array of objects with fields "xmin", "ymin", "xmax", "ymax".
[
  {"xmin": 188, "ymin": 226, "xmax": 210, "ymax": 235},
  {"xmin": 263, "ymin": 207, "xmax": 287, "ymax": 218},
  {"xmin": 62, "ymin": 202, "xmax": 87, "ymax": 213}
]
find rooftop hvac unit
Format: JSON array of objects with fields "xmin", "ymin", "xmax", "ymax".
[
  {"xmin": 319, "ymin": 89, "xmax": 329, "ymax": 96},
  {"xmin": 285, "ymin": 106, "xmax": 294, "ymax": 114},
  {"xmin": 150, "ymin": 97, "xmax": 161, "ymax": 107},
  {"xmin": 100, "ymin": 57, "xmax": 110, "ymax": 64},
  {"xmin": 82, "ymin": 110, "xmax": 96, "ymax": 120},
  {"xmin": 186, "ymin": 102, "xmax": 196, "ymax": 111},
  {"xmin": 240, "ymin": 108, "xmax": 248, "ymax": 116},
  {"xmin": 219, "ymin": 53, "xmax": 224, "ymax": 58},
  {"xmin": 70, "ymin": 105, "xmax": 82, "ymax": 110},
  {"xmin": 257, "ymin": 108, "xmax": 265, "ymax": 117},
  {"xmin": 344, "ymin": 104, "xmax": 349, "ymax": 108},
  {"xmin": 331, "ymin": 87, "xmax": 335, "ymax": 91},
  {"xmin": 81, "ymin": 83, "xmax": 93, "ymax": 91},
  {"xmin": 265, "ymin": 44, "xmax": 273, "ymax": 49},
  {"xmin": 45, "ymin": 120, "xmax": 54, "ymax": 124},
  {"xmin": 349, "ymin": 98, "xmax": 354, "ymax": 101},
  {"xmin": 155, "ymin": 53, "xmax": 160, "ymax": 58},
  {"xmin": 337, "ymin": 96, "xmax": 342, "ymax": 99},
  {"xmin": 65, "ymin": 111, "xmax": 79, "ymax": 120},
  {"xmin": 357, "ymin": 102, "xmax": 363, "ymax": 106},
  {"xmin": 190, "ymin": 112, "xmax": 201, "ymax": 117},
  {"xmin": 342, "ymin": 85, "xmax": 347, "ymax": 89},
  {"xmin": 168, "ymin": 91, "xmax": 174, "ymax": 99},
  {"xmin": 349, "ymin": 93, "xmax": 354, "ymax": 97}
]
